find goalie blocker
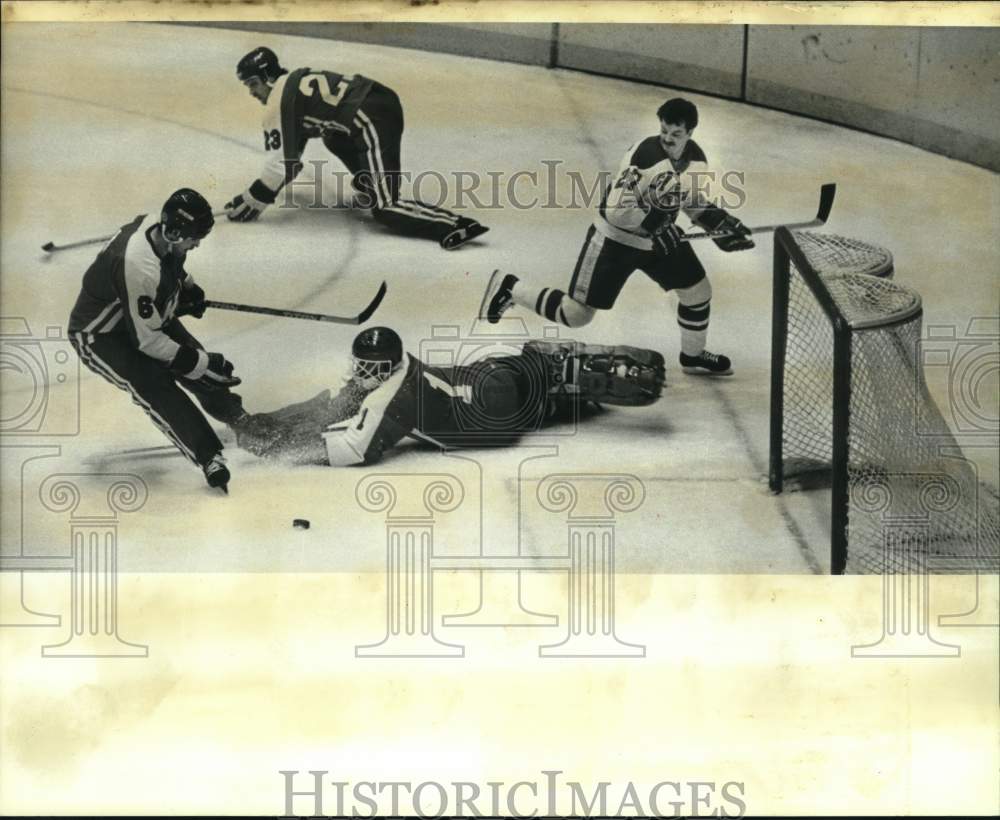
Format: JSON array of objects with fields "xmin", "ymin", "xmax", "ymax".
[{"xmin": 232, "ymin": 329, "xmax": 665, "ymax": 466}]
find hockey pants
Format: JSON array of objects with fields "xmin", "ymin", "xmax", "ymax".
[
  {"xmin": 323, "ymin": 83, "xmax": 463, "ymax": 242},
  {"xmin": 70, "ymin": 321, "xmax": 244, "ymax": 467}
]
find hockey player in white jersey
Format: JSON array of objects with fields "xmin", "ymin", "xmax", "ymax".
[
  {"xmin": 232, "ymin": 326, "xmax": 665, "ymax": 466},
  {"xmin": 480, "ymin": 98, "xmax": 754, "ymax": 375}
]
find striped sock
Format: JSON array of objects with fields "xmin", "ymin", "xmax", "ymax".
[{"xmin": 677, "ymin": 298, "xmax": 711, "ymax": 356}]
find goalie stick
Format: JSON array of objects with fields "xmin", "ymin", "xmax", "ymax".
[
  {"xmin": 682, "ymin": 183, "xmax": 836, "ymax": 243},
  {"xmin": 204, "ymin": 281, "xmax": 388, "ymax": 325},
  {"xmin": 41, "ymin": 210, "xmax": 229, "ymax": 254}
]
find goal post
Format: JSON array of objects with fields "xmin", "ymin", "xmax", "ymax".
[
  {"xmin": 769, "ymin": 228, "xmax": 998, "ymax": 575},
  {"xmin": 770, "ymin": 227, "xmax": 858, "ymax": 573}
]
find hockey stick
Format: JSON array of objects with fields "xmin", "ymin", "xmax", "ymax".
[
  {"xmin": 682, "ymin": 183, "xmax": 836, "ymax": 242},
  {"xmin": 204, "ymin": 281, "xmax": 388, "ymax": 325},
  {"xmin": 81, "ymin": 444, "xmax": 182, "ymax": 468},
  {"xmin": 41, "ymin": 210, "xmax": 229, "ymax": 253}
]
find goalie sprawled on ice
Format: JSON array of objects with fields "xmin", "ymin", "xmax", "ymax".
[{"xmin": 232, "ymin": 327, "xmax": 666, "ymax": 466}]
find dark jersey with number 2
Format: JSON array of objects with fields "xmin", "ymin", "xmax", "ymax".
[{"xmin": 257, "ymin": 67, "xmax": 376, "ymax": 191}]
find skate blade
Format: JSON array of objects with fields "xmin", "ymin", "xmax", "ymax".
[
  {"xmin": 477, "ymin": 269, "xmax": 503, "ymax": 320},
  {"xmin": 443, "ymin": 223, "xmax": 489, "ymax": 250},
  {"xmin": 682, "ymin": 366, "xmax": 733, "ymax": 376}
]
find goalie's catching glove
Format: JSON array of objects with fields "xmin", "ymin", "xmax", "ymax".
[
  {"xmin": 692, "ymin": 205, "xmax": 755, "ymax": 252},
  {"xmin": 225, "ymin": 180, "xmax": 277, "ymax": 222}
]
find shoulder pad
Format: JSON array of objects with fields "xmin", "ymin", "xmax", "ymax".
[
  {"xmin": 629, "ymin": 135, "xmax": 668, "ymax": 169},
  {"xmin": 124, "ymin": 232, "xmax": 163, "ymax": 282},
  {"xmin": 286, "ymin": 68, "xmax": 309, "ymax": 87},
  {"xmin": 683, "ymin": 139, "xmax": 708, "ymax": 164}
]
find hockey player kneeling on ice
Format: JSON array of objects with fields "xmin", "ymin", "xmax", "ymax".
[
  {"xmin": 68, "ymin": 189, "xmax": 245, "ymax": 493},
  {"xmin": 226, "ymin": 46, "xmax": 489, "ymax": 251},
  {"xmin": 480, "ymin": 97, "xmax": 754, "ymax": 376},
  {"xmin": 232, "ymin": 327, "xmax": 665, "ymax": 466}
]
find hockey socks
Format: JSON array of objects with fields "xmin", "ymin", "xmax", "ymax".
[
  {"xmin": 481, "ymin": 273, "xmax": 595, "ymax": 327},
  {"xmin": 521, "ymin": 286, "xmax": 594, "ymax": 328},
  {"xmin": 676, "ymin": 278, "xmax": 713, "ymax": 357},
  {"xmin": 677, "ymin": 297, "xmax": 711, "ymax": 356}
]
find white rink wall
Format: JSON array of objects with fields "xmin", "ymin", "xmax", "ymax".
[{"xmin": 177, "ymin": 21, "xmax": 1000, "ymax": 171}]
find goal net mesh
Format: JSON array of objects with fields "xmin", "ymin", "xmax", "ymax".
[{"xmin": 779, "ymin": 231, "xmax": 998, "ymax": 574}]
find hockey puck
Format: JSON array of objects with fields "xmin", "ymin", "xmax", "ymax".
[{"xmin": 292, "ymin": 519, "xmax": 311, "ymax": 530}]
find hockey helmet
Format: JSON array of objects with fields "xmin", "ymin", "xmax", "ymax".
[
  {"xmin": 160, "ymin": 188, "xmax": 214, "ymax": 241},
  {"xmin": 351, "ymin": 326, "xmax": 404, "ymax": 389},
  {"xmin": 237, "ymin": 46, "xmax": 285, "ymax": 84}
]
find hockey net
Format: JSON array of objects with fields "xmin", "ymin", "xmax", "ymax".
[
  {"xmin": 770, "ymin": 229, "xmax": 999, "ymax": 574},
  {"xmin": 792, "ymin": 230, "xmax": 895, "ymax": 280}
]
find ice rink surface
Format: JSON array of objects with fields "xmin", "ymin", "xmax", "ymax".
[
  {"xmin": 2, "ymin": 23, "xmax": 999, "ymax": 817},
  {"xmin": 2, "ymin": 23, "xmax": 998, "ymax": 573}
]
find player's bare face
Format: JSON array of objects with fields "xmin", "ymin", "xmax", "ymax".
[
  {"xmin": 659, "ymin": 121, "xmax": 691, "ymax": 161},
  {"xmin": 244, "ymin": 78, "xmax": 271, "ymax": 105},
  {"xmin": 171, "ymin": 236, "xmax": 202, "ymax": 255}
]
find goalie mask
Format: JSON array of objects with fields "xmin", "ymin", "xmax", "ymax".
[{"xmin": 351, "ymin": 326, "xmax": 404, "ymax": 390}]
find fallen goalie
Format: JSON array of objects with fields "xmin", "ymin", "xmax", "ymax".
[{"xmin": 232, "ymin": 327, "xmax": 666, "ymax": 466}]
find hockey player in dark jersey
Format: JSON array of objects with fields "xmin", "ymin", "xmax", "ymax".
[
  {"xmin": 480, "ymin": 98, "xmax": 754, "ymax": 376},
  {"xmin": 225, "ymin": 46, "xmax": 489, "ymax": 250},
  {"xmin": 68, "ymin": 189, "xmax": 245, "ymax": 492},
  {"xmin": 232, "ymin": 326, "xmax": 665, "ymax": 467}
]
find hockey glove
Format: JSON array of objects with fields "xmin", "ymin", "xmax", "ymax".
[
  {"xmin": 693, "ymin": 205, "xmax": 755, "ymax": 252},
  {"xmin": 175, "ymin": 283, "xmax": 207, "ymax": 319},
  {"xmin": 225, "ymin": 180, "xmax": 276, "ymax": 222},
  {"xmin": 196, "ymin": 353, "xmax": 241, "ymax": 391},
  {"xmin": 173, "ymin": 348, "xmax": 242, "ymax": 392},
  {"xmin": 650, "ymin": 222, "xmax": 686, "ymax": 260}
]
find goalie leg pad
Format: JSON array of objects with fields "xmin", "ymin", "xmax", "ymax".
[{"xmin": 524, "ymin": 341, "xmax": 666, "ymax": 407}]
